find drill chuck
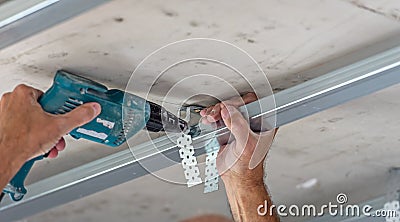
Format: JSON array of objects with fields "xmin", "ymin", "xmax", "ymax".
[{"xmin": 146, "ymin": 101, "xmax": 188, "ymax": 133}]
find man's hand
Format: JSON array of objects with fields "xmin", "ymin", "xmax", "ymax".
[
  {"xmin": 200, "ymin": 93, "xmax": 278, "ymax": 222},
  {"xmin": 201, "ymin": 93, "xmax": 277, "ymax": 187},
  {"xmin": 0, "ymin": 84, "xmax": 101, "ymax": 190}
]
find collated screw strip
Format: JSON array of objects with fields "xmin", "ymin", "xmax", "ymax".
[
  {"xmin": 204, "ymin": 138, "xmax": 220, "ymax": 193},
  {"xmin": 177, "ymin": 133, "xmax": 202, "ymax": 187}
]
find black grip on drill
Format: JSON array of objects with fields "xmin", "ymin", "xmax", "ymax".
[{"xmin": 146, "ymin": 102, "xmax": 187, "ymax": 133}]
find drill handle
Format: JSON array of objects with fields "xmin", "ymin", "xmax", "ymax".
[{"xmin": 4, "ymin": 155, "xmax": 44, "ymax": 201}]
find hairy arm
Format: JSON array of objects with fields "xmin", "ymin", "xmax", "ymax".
[{"xmin": 224, "ymin": 179, "xmax": 276, "ymax": 221}]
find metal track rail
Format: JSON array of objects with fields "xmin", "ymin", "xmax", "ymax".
[
  {"xmin": 1, "ymin": 45, "xmax": 399, "ymax": 220},
  {"xmin": 0, "ymin": 0, "xmax": 109, "ymax": 50}
]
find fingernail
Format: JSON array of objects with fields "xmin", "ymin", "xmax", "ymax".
[{"xmin": 92, "ymin": 103, "xmax": 101, "ymax": 114}]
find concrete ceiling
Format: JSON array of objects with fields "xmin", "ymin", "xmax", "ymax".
[{"xmin": 0, "ymin": 0, "xmax": 399, "ymax": 221}]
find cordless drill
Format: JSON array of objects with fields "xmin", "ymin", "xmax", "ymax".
[{"xmin": 2, "ymin": 70, "xmax": 188, "ymax": 201}]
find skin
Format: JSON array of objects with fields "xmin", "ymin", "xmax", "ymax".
[
  {"xmin": 185, "ymin": 93, "xmax": 279, "ymax": 222},
  {"xmin": 0, "ymin": 84, "xmax": 101, "ymax": 192}
]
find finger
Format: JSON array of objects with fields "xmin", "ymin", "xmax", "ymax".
[
  {"xmin": 56, "ymin": 102, "xmax": 101, "ymax": 134},
  {"xmin": 14, "ymin": 84, "xmax": 44, "ymax": 102},
  {"xmin": 30, "ymin": 88, "xmax": 44, "ymax": 101},
  {"xmin": 55, "ymin": 137, "xmax": 66, "ymax": 151},
  {"xmin": 200, "ymin": 107, "xmax": 208, "ymax": 117},
  {"xmin": 0, "ymin": 92, "xmax": 11, "ymax": 109},
  {"xmin": 223, "ymin": 92, "xmax": 258, "ymax": 107},
  {"xmin": 47, "ymin": 148, "xmax": 59, "ymax": 159},
  {"xmin": 206, "ymin": 103, "xmax": 222, "ymax": 123},
  {"xmin": 201, "ymin": 105, "xmax": 219, "ymax": 124},
  {"xmin": 242, "ymin": 92, "xmax": 258, "ymax": 103},
  {"xmin": 216, "ymin": 130, "xmax": 232, "ymax": 146},
  {"xmin": 221, "ymin": 104, "xmax": 251, "ymax": 148},
  {"xmin": 205, "ymin": 107, "xmax": 213, "ymax": 116},
  {"xmin": 1, "ymin": 92, "xmax": 11, "ymax": 101},
  {"xmin": 201, "ymin": 116, "xmax": 211, "ymax": 125}
]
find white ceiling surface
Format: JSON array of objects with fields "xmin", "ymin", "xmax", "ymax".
[{"xmin": 0, "ymin": 0, "xmax": 398, "ymax": 221}]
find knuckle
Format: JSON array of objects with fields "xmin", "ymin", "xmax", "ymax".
[
  {"xmin": 246, "ymin": 92, "xmax": 257, "ymax": 98},
  {"xmin": 14, "ymin": 84, "xmax": 29, "ymax": 92},
  {"xmin": 53, "ymin": 118, "xmax": 68, "ymax": 134},
  {"xmin": 1, "ymin": 92, "xmax": 11, "ymax": 100},
  {"xmin": 0, "ymin": 93, "xmax": 11, "ymax": 108},
  {"xmin": 65, "ymin": 105, "xmax": 94, "ymax": 126},
  {"xmin": 14, "ymin": 84, "xmax": 38, "ymax": 101},
  {"xmin": 243, "ymin": 92, "xmax": 258, "ymax": 102},
  {"xmin": 28, "ymin": 90, "xmax": 36, "ymax": 99}
]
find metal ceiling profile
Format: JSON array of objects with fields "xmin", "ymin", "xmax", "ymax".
[{"xmin": 0, "ymin": 0, "xmax": 110, "ymax": 50}]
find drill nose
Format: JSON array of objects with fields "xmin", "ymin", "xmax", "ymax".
[
  {"xmin": 146, "ymin": 102, "xmax": 189, "ymax": 133},
  {"xmin": 178, "ymin": 118, "xmax": 189, "ymax": 132}
]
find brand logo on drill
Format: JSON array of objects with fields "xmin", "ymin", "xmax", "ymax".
[{"xmin": 96, "ymin": 118, "xmax": 115, "ymax": 129}]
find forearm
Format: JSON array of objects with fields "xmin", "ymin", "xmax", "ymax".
[
  {"xmin": 224, "ymin": 180, "xmax": 279, "ymax": 222},
  {"xmin": 0, "ymin": 143, "xmax": 26, "ymax": 191}
]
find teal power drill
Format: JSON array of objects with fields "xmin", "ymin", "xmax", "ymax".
[{"xmin": 2, "ymin": 70, "xmax": 188, "ymax": 201}]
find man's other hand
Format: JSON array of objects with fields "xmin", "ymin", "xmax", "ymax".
[{"xmin": 200, "ymin": 92, "xmax": 277, "ymax": 187}]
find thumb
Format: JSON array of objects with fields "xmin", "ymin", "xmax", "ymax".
[
  {"xmin": 221, "ymin": 104, "xmax": 251, "ymax": 148},
  {"xmin": 57, "ymin": 102, "xmax": 101, "ymax": 134},
  {"xmin": 248, "ymin": 129, "xmax": 276, "ymax": 169}
]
